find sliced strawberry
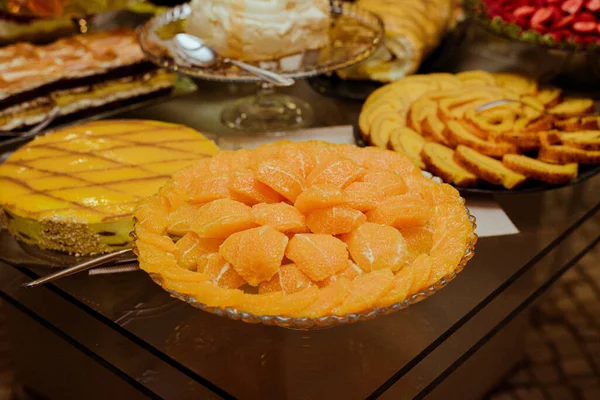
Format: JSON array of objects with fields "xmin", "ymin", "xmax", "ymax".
[
  {"xmin": 573, "ymin": 21, "xmax": 597, "ymax": 33},
  {"xmin": 546, "ymin": 0, "xmax": 563, "ymax": 3},
  {"xmin": 513, "ymin": 5, "xmax": 536, "ymax": 18},
  {"xmin": 547, "ymin": 32, "xmax": 561, "ymax": 43},
  {"xmin": 553, "ymin": 14, "xmax": 576, "ymax": 29},
  {"xmin": 575, "ymin": 11, "xmax": 596, "ymax": 22},
  {"xmin": 579, "ymin": 35, "xmax": 597, "ymax": 44},
  {"xmin": 531, "ymin": 7, "xmax": 554, "ymax": 28},
  {"xmin": 586, "ymin": 0, "xmax": 600, "ymax": 11},
  {"xmin": 562, "ymin": 0, "xmax": 584, "ymax": 14},
  {"xmin": 552, "ymin": 29, "xmax": 575, "ymax": 39}
]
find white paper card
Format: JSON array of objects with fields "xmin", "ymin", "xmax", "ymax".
[
  {"xmin": 216, "ymin": 125, "xmax": 356, "ymax": 150},
  {"xmin": 466, "ymin": 198, "xmax": 519, "ymax": 237}
]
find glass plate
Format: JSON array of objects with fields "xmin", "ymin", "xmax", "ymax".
[
  {"xmin": 142, "ymin": 173, "xmax": 478, "ymax": 330},
  {"xmin": 137, "ymin": 1, "xmax": 384, "ymax": 82}
]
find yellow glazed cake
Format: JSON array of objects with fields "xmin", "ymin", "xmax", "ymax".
[
  {"xmin": 0, "ymin": 120, "xmax": 218, "ymax": 255},
  {"xmin": 186, "ymin": 0, "xmax": 331, "ymax": 62}
]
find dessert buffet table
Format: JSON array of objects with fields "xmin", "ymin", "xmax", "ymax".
[{"xmin": 0, "ymin": 80, "xmax": 598, "ymax": 400}]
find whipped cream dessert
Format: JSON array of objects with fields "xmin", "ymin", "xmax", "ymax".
[{"xmin": 187, "ymin": 0, "xmax": 331, "ymax": 62}]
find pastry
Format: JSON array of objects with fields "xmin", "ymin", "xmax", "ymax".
[
  {"xmin": 133, "ymin": 141, "xmax": 476, "ymax": 320},
  {"xmin": 186, "ymin": 0, "xmax": 331, "ymax": 62},
  {"xmin": 337, "ymin": 0, "xmax": 459, "ymax": 82},
  {"xmin": 502, "ymin": 154, "xmax": 578, "ymax": 185},
  {"xmin": 360, "ymin": 70, "xmax": 600, "ymax": 188},
  {"xmin": 0, "ymin": 29, "xmax": 176, "ymax": 132},
  {"xmin": 0, "ymin": 120, "xmax": 219, "ymax": 255}
]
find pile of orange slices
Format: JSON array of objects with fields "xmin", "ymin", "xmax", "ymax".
[{"xmin": 133, "ymin": 141, "xmax": 476, "ymax": 319}]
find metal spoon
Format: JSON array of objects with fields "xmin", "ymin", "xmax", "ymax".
[
  {"xmin": 172, "ymin": 33, "xmax": 295, "ymax": 87},
  {"xmin": 21, "ymin": 248, "xmax": 134, "ymax": 288}
]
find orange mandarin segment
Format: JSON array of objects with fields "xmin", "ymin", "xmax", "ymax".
[
  {"xmin": 167, "ymin": 202, "xmax": 203, "ymax": 236},
  {"xmin": 192, "ymin": 199, "xmax": 256, "ymax": 239},
  {"xmin": 294, "ymin": 184, "xmax": 347, "ymax": 214},
  {"xmin": 343, "ymin": 181, "xmax": 385, "ymax": 211},
  {"xmin": 408, "ymin": 254, "xmax": 434, "ymax": 294},
  {"xmin": 254, "ymin": 159, "xmax": 305, "ymax": 202},
  {"xmin": 303, "ymin": 277, "xmax": 351, "ymax": 318},
  {"xmin": 366, "ymin": 194, "xmax": 432, "ymax": 229},
  {"xmin": 427, "ymin": 204, "xmax": 473, "ymax": 286},
  {"xmin": 285, "ymin": 233, "xmax": 349, "ymax": 281},
  {"xmin": 332, "ymin": 269, "xmax": 395, "ymax": 315},
  {"xmin": 229, "ymin": 168, "xmax": 284, "ymax": 206},
  {"xmin": 359, "ymin": 170, "xmax": 407, "ymax": 197},
  {"xmin": 306, "ymin": 157, "xmax": 365, "ymax": 188},
  {"xmin": 171, "ymin": 160, "xmax": 212, "ymax": 191},
  {"xmin": 412, "ymin": 177, "xmax": 462, "ymax": 207},
  {"xmin": 258, "ymin": 274, "xmax": 282, "ymax": 294},
  {"xmin": 319, "ymin": 260, "xmax": 363, "ymax": 287},
  {"xmin": 306, "ymin": 205, "xmax": 366, "ymax": 235},
  {"xmin": 208, "ymin": 150, "xmax": 251, "ymax": 173},
  {"xmin": 134, "ymin": 226, "xmax": 176, "ymax": 253},
  {"xmin": 342, "ymin": 222, "xmax": 408, "ymax": 272},
  {"xmin": 166, "ymin": 280, "xmax": 245, "ymax": 308},
  {"xmin": 242, "ymin": 286, "xmax": 319, "ymax": 317},
  {"xmin": 349, "ymin": 147, "xmax": 420, "ymax": 177},
  {"xmin": 135, "ymin": 240, "xmax": 177, "ymax": 269},
  {"xmin": 175, "ymin": 232, "xmax": 223, "ymax": 271},
  {"xmin": 375, "ymin": 265, "xmax": 415, "ymax": 308},
  {"xmin": 134, "ymin": 195, "xmax": 169, "ymax": 234},
  {"xmin": 278, "ymin": 146, "xmax": 317, "ymax": 178},
  {"xmin": 251, "ymin": 203, "xmax": 308, "ymax": 233},
  {"xmin": 158, "ymin": 181, "xmax": 187, "ymax": 210},
  {"xmin": 219, "ymin": 225, "xmax": 288, "ymax": 286},
  {"xmin": 399, "ymin": 226, "xmax": 434, "ymax": 263},
  {"xmin": 198, "ymin": 253, "xmax": 247, "ymax": 289},
  {"xmin": 189, "ymin": 173, "xmax": 231, "ymax": 203},
  {"xmin": 258, "ymin": 263, "xmax": 313, "ymax": 295}
]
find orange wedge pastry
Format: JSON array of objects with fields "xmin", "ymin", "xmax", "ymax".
[
  {"xmin": 134, "ymin": 141, "xmax": 477, "ymax": 322},
  {"xmin": 0, "ymin": 120, "xmax": 218, "ymax": 255}
]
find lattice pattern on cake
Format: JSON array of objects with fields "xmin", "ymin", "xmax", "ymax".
[{"xmin": 0, "ymin": 120, "xmax": 219, "ymax": 223}]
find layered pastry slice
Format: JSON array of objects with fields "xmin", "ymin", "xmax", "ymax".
[
  {"xmin": 0, "ymin": 120, "xmax": 219, "ymax": 255},
  {"xmin": 0, "ymin": 29, "xmax": 176, "ymax": 131}
]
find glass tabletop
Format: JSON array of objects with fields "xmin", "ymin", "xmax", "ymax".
[{"xmin": 1, "ymin": 77, "xmax": 599, "ymax": 399}]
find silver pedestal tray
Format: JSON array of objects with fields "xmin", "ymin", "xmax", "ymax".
[{"xmin": 138, "ymin": 1, "xmax": 384, "ymax": 133}]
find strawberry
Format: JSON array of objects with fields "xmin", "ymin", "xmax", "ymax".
[
  {"xmin": 562, "ymin": 0, "xmax": 584, "ymax": 14},
  {"xmin": 573, "ymin": 21, "xmax": 597, "ymax": 32},
  {"xmin": 553, "ymin": 14, "xmax": 576, "ymax": 28},
  {"xmin": 531, "ymin": 7, "xmax": 554, "ymax": 28},
  {"xmin": 513, "ymin": 5, "xmax": 536, "ymax": 18},
  {"xmin": 586, "ymin": 0, "xmax": 600, "ymax": 12},
  {"xmin": 575, "ymin": 11, "xmax": 596, "ymax": 21}
]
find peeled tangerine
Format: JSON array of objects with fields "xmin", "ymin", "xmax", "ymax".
[
  {"xmin": 342, "ymin": 222, "xmax": 409, "ymax": 273},
  {"xmin": 220, "ymin": 225, "xmax": 288, "ymax": 286},
  {"xmin": 285, "ymin": 234, "xmax": 349, "ymax": 281},
  {"xmin": 134, "ymin": 141, "xmax": 476, "ymax": 321}
]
